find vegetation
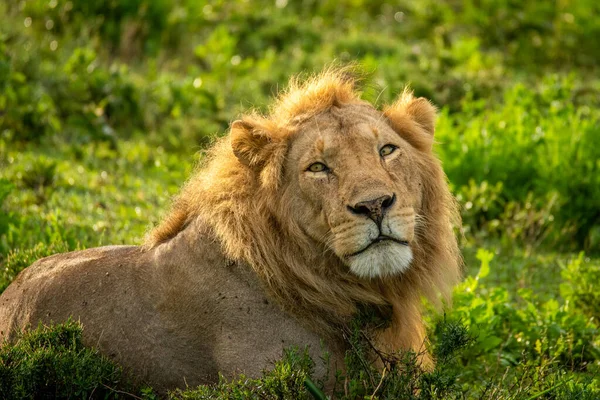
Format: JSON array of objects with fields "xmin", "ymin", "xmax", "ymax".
[
  {"xmin": 1, "ymin": 0, "xmax": 598, "ymax": 398},
  {"xmin": 0, "ymin": 320, "xmax": 127, "ymax": 399}
]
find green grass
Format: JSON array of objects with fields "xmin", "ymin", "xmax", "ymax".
[
  {"xmin": 170, "ymin": 348, "xmax": 315, "ymax": 400},
  {"xmin": 1, "ymin": 0, "xmax": 599, "ymax": 398},
  {"xmin": 0, "ymin": 320, "xmax": 127, "ymax": 399}
]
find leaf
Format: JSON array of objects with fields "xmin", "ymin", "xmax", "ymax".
[
  {"xmin": 479, "ymin": 335, "xmax": 503, "ymax": 351},
  {"xmin": 0, "ymin": 178, "xmax": 13, "ymax": 206},
  {"xmin": 475, "ymin": 248, "xmax": 494, "ymax": 279}
]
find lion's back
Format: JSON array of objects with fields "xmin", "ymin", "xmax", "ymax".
[{"xmin": 0, "ymin": 245, "xmax": 140, "ymax": 342}]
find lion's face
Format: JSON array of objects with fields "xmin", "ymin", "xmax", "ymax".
[
  {"xmin": 283, "ymin": 104, "xmax": 424, "ymax": 278},
  {"xmin": 230, "ymin": 86, "xmax": 438, "ymax": 280}
]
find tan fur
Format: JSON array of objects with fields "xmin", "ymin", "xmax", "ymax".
[
  {"xmin": 0, "ymin": 68, "xmax": 461, "ymax": 392},
  {"xmin": 148, "ymin": 68, "xmax": 462, "ymax": 363}
]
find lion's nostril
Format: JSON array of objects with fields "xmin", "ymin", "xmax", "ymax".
[
  {"xmin": 382, "ymin": 194, "xmax": 395, "ymax": 209},
  {"xmin": 356, "ymin": 205, "xmax": 370, "ymax": 215},
  {"xmin": 348, "ymin": 204, "xmax": 369, "ymax": 216}
]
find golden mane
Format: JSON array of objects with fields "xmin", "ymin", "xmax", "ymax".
[
  {"xmin": 146, "ymin": 68, "xmax": 462, "ymax": 353},
  {"xmin": 148, "ymin": 66, "xmax": 365, "ymax": 245}
]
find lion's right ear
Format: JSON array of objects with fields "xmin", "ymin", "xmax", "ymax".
[
  {"xmin": 230, "ymin": 119, "xmax": 273, "ymax": 168},
  {"xmin": 230, "ymin": 119, "xmax": 287, "ymax": 190}
]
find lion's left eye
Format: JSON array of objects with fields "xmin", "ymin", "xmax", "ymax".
[{"xmin": 380, "ymin": 144, "xmax": 397, "ymax": 157}]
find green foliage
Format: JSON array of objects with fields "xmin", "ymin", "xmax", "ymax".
[
  {"xmin": 0, "ymin": 179, "xmax": 14, "ymax": 246},
  {"xmin": 333, "ymin": 314, "xmax": 472, "ymax": 400},
  {"xmin": 2, "ymin": 0, "xmax": 599, "ymax": 248},
  {"xmin": 18, "ymin": 157, "xmax": 57, "ymax": 202},
  {"xmin": 439, "ymin": 77, "xmax": 600, "ymax": 249},
  {"xmin": 443, "ymin": 251, "xmax": 600, "ymax": 398},
  {"xmin": 170, "ymin": 348, "xmax": 314, "ymax": 400},
  {"xmin": 0, "ymin": 320, "xmax": 126, "ymax": 399},
  {"xmin": 432, "ymin": 317, "xmax": 474, "ymax": 364},
  {"xmin": 560, "ymin": 253, "xmax": 600, "ymax": 321}
]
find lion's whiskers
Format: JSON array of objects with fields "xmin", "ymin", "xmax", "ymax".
[{"xmin": 414, "ymin": 213, "xmax": 430, "ymax": 241}]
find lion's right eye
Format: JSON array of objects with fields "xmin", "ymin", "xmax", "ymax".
[{"xmin": 307, "ymin": 162, "xmax": 328, "ymax": 173}]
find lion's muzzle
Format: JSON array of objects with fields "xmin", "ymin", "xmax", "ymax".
[{"xmin": 331, "ymin": 202, "xmax": 416, "ymax": 279}]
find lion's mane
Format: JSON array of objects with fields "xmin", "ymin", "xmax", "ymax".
[{"xmin": 146, "ymin": 68, "xmax": 462, "ymax": 353}]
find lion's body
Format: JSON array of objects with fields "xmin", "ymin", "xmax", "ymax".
[
  {"xmin": 0, "ymin": 67, "xmax": 461, "ymax": 392},
  {"xmin": 0, "ymin": 219, "xmax": 341, "ymax": 390}
]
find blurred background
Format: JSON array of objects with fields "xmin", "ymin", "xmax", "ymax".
[
  {"xmin": 0, "ymin": 1, "xmax": 599, "ymax": 397},
  {"xmin": 1, "ymin": 0, "xmax": 598, "ymax": 253}
]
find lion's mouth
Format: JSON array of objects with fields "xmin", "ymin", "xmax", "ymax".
[{"xmin": 347, "ymin": 236, "xmax": 409, "ymax": 258}]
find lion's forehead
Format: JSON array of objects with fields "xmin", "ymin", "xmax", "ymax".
[
  {"xmin": 286, "ymin": 104, "xmax": 406, "ymax": 175},
  {"xmin": 318, "ymin": 124, "xmax": 396, "ymax": 161},
  {"xmin": 298, "ymin": 110, "xmax": 396, "ymax": 149},
  {"xmin": 307, "ymin": 104, "xmax": 386, "ymax": 129}
]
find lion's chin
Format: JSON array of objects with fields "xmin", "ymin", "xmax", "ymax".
[{"xmin": 346, "ymin": 241, "xmax": 413, "ymax": 279}]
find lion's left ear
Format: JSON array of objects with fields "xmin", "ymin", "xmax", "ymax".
[{"xmin": 383, "ymin": 90, "xmax": 437, "ymax": 152}]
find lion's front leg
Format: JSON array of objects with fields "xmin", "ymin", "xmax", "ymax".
[{"xmin": 374, "ymin": 296, "xmax": 434, "ymax": 371}]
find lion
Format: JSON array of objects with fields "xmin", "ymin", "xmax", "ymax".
[{"xmin": 0, "ymin": 67, "xmax": 462, "ymax": 393}]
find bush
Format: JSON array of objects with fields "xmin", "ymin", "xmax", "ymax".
[
  {"xmin": 0, "ymin": 321, "xmax": 128, "ymax": 399},
  {"xmin": 171, "ymin": 348, "xmax": 314, "ymax": 400},
  {"xmin": 0, "ymin": 179, "xmax": 14, "ymax": 243},
  {"xmin": 443, "ymin": 249, "xmax": 600, "ymax": 397},
  {"xmin": 438, "ymin": 77, "xmax": 600, "ymax": 250},
  {"xmin": 560, "ymin": 253, "xmax": 600, "ymax": 321}
]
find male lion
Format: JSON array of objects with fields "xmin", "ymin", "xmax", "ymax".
[{"xmin": 0, "ymin": 68, "xmax": 461, "ymax": 393}]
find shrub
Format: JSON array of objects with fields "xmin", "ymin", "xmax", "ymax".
[
  {"xmin": 0, "ymin": 179, "xmax": 14, "ymax": 242},
  {"xmin": 0, "ymin": 320, "xmax": 128, "ymax": 399},
  {"xmin": 171, "ymin": 348, "xmax": 314, "ymax": 400},
  {"xmin": 560, "ymin": 253, "xmax": 600, "ymax": 321},
  {"xmin": 444, "ymin": 249, "xmax": 600, "ymax": 397},
  {"xmin": 438, "ymin": 77, "xmax": 600, "ymax": 250}
]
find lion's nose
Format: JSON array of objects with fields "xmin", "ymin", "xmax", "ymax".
[{"xmin": 348, "ymin": 194, "xmax": 395, "ymax": 226}]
